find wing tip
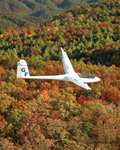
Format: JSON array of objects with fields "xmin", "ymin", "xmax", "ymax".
[
  {"xmin": 60, "ymin": 47, "xmax": 64, "ymax": 53},
  {"xmin": 86, "ymin": 87, "xmax": 91, "ymax": 90},
  {"xmin": 84, "ymin": 84, "xmax": 91, "ymax": 90}
]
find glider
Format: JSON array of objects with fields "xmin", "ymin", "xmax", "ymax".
[{"xmin": 17, "ymin": 47, "xmax": 100, "ymax": 90}]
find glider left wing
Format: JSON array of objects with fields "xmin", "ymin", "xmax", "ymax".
[
  {"xmin": 68, "ymin": 76, "xmax": 91, "ymax": 90},
  {"xmin": 61, "ymin": 47, "xmax": 75, "ymax": 74}
]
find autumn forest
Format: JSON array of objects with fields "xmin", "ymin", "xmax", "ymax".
[{"xmin": 0, "ymin": 0, "xmax": 120, "ymax": 149}]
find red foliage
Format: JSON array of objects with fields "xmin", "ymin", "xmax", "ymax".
[
  {"xmin": 0, "ymin": 81, "xmax": 3, "ymax": 85},
  {"xmin": 0, "ymin": 115, "xmax": 4, "ymax": 121},
  {"xmin": 77, "ymin": 95, "xmax": 87, "ymax": 104},
  {"xmin": 114, "ymin": 85, "xmax": 120, "ymax": 90},
  {"xmin": 93, "ymin": 25, "xmax": 98, "ymax": 31},
  {"xmin": 39, "ymin": 84, "xmax": 47, "ymax": 91},
  {"xmin": 101, "ymin": 93, "xmax": 107, "ymax": 102}
]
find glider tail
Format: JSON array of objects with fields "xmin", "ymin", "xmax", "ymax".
[{"xmin": 17, "ymin": 59, "xmax": 30, "ymax": 78}]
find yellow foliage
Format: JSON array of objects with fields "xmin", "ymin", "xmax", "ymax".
[
  {"xmin": 49, "ymin": 90, "xmax": 60, "ymax": 99},
  {"xmin": 96, "ymin": 143, "xmax": 119, "ymax": 150},
  {"xmin": 0, "ymin": 34, "xmax": 3, "ymax": 38},
  {"xmin": 89, "ymin": 84, "xmax": 103, "ymax": 99},
  {"xmin": 35, "ymin": 94, "xmax": 46, "ymax": 105},
  {"xmin": 14, "ymin": 78, "xmax": 28, "ymax": 88},
  {"xmin": 27, "ymin": 34, "xmax": 32, "ymax": 37},
  {"xmin": 57, "ymin": 97, "xmax": 81, "ymax": 118},
  {"xmin": 32, "ymin": 89, "xmax": 40, "ymax": 96},
  {"xmin": 19, "ymin": 101, "xmax": 39, "ymax": 116},
  {"xmin": 0, "ymin": 94, "xmax": 16, "ymax": 113},
  {"xmin": 80, "ymin": 14, "xmax": 85, "ymax": 19},
  {"xmin": 65, "ymin": 140, "xmax": 84, "ymax": 149}
]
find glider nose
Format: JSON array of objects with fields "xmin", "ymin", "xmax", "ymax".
[{"xmin": 95, "ymin": 77, "xmax": 101, "ymax": 82}]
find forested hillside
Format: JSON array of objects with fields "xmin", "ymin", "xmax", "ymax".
[
  {"xmin": 0, "ymin": 0, "xmax": 120, "ymax": 149},
  {"xmin": 0, "ymin": 0, "xmax": 104, "ymax": 28}
]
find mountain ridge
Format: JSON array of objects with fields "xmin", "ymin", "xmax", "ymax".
[{"xmin": 0, "ymin": 0, "xmax": 105, "ymax": 28}]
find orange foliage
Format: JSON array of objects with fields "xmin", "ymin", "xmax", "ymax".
[
  {"xmin": 0, "ymin": 34, "xmax": 3, "ymax": 38},
  {"xmin": 19, "ymin": 90, "xmax": 33, "ymax": 100},
  {"xmin": 49, "ymin": 35, "xmax": 53, "ymax": 39},
  {"xmin": 12, "ymin": 99, "xmax": 27, "ymax": 108},
  {"xmin": 29, "ymin": 68, "xmax": 36, "ymax": 75},
  {"xmin": 52, "ymin": 85, "xmax": 59, "ymax": 91},
  {"xmin": 80, "ymin": 14, "xmax": 85, "ymax": 19},
  {"xmin": 38, "ymin": 69, "xmax": 45, "ymax": 75},
  {"xmin": 104, "ymin": 87, "xmax": 120, "ymax": 105},
  {"xmin": 27, "ymin": 34, "xmax": 32, "ymax": 37},
  {"xmin": 98, "ymin": 115, "xmax": 105, "ymax": 122},
  {"xmin": 30, "ymin": 81, "xmax": 36, "ymax": 88},
  {"xmin": 0, "ymin": 67, "xmax": 7, "ymax": 80},
  {"xmin": 111, "ymin": 16, "xmax": 115, "ymax": 19},
  {"xmin": 102, "ymin": 22, "xmax": 109, "ymax": 28},
  {"xmin": 0, "ymin": 55, "xmax": 6, "ymax": 63},
  {"xmin": 41, "ymin": 90, "xmax": 49, "ymax": 101}
]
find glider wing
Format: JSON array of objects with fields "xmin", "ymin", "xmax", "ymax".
[
  {"xmin": 61, "ymin": 47, "xmax": 75, "ymax": 74},
  {"xmin": 68, "ymin": 76, "xmax": 91, "ymax": 90}
]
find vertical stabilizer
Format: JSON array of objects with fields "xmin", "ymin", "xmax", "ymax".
[
  {"xmin": 17, "ymin": 59, "xmax": 30, "ymax": 78},
  {"xmin": 17, "ymin": 62, "xmax": 21, "ymax": 78}
]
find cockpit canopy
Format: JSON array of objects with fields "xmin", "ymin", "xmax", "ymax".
[{"xmin": 78, "ymin": 73, "xmax": 95, "ymax": 79}]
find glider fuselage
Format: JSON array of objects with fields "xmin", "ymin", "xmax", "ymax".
[{"xmin": 22, "ymin": 73, "xmax": 100, "ymax": 83}]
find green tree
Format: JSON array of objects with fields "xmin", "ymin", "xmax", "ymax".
[
  {"xmin": 8, "ymin": 69, "xmax": 16, "ymax": 82},
  {"xmin": 82, "ymin": 122, "xmax": 94, "ymax": 134},
  {"xmin": 7, "ymin": 108, "xmax": 26, "ymax": 131}
]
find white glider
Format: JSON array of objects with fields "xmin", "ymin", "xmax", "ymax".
[{"xmin": 17, "ymin": 47, "xmax": 100, "ymax": 90}]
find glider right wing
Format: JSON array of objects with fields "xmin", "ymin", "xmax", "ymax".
[
  {"xmin": 68, "ymin": 76, "xmax": 91, "ymax": 90},
  {"xmin": 61, "ymin": 47, "xmax": 75, "ymax": 74}
]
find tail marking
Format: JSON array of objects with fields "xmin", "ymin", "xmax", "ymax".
[{"xmin": 17, "ymin": 59, "xmax": 30, "ymax": 78}]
